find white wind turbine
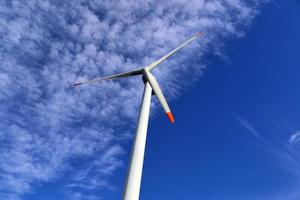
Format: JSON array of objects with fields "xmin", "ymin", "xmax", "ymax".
[{"xmin": 74, "ymin": 32, "xmax": 203, "ymax": 200}]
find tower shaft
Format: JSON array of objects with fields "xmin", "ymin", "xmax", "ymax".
[{"xmin": 123, "ymin": 81, "xmax": 152, "ymax": 200}]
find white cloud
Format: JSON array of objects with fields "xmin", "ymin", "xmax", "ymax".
[
  {"xmin": 233, "ymin": 113, "xmax": 266, "ymax": 141},
  {"xmin": 290, "ymin": 132, "xmax": 300, "ymax": 144},
  {"xmin": 0, "ymin": 0, "xmax": 265, "ymax": 199},
  {"xmin": 233, "ymin": 113, "xmax": 300, "ymax": 200}
]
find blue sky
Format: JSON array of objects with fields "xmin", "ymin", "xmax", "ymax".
[
  {"xmin": 0, "ymin": 0, "xmax": 300, "ymax": 200},
  {"xmin": 140, "ymin": 1, "xmax": 300, "ymax": 200}
]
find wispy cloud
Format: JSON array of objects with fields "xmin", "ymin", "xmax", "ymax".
[
  {"xmin": 289, "ymin": 132, "xmax": 300, "ymax": 144},
  {"xmin": 233, "ymin": 113, "xmax": 266, "ymax": 141},
  {"xmin": 233, "ymin": 112, "xmax": 300, "ymax": 200},
  {"xmin": 0, "ymin": 0, "xmax": 265, "ymax": 199}
]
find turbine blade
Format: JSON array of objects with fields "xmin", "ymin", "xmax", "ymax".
[
  {"xmin": 145, "ymin": 71, "xmax": 174, "ymax": 123},
  {"xmin": 73, "ymin": 69, "xmax": 143, "ymax": 86},
  {"xmin": 148, "ymin": 32, "xmax": 203, "ymax": 71}
]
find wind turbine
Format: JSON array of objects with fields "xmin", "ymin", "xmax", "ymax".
[{"xmin": 73, "ymin": 32, "xmax": 203, "ymax": 200}]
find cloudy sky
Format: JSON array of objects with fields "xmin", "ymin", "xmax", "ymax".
[{"xmin": 0, "ymin": 0, "xmax": 300, "ymax": 199}]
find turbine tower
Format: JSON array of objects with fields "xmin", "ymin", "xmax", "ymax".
[{"xmin": 74, "ymin": 32, "xmax": 203, "ymax": 200}]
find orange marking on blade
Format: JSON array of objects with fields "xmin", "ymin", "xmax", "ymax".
[
  {"xmin": 167, "ymin": 112, "xmax": 175, "ymax": 124},
  {"xmin": 195, "ymin": 32, "xmax": 203, "ymax": 37}
]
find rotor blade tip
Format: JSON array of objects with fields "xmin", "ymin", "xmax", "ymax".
[
  {"xmin": 73, "ymin": 83, "xmax": 82, "ymax": 87},
  {"xmin": 167, "ymin": 112, "xmax": 175, "ymax": 124},
  {"xmin": 195, "ymin": 32, "xmax": 203, "ymax": 37}
]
